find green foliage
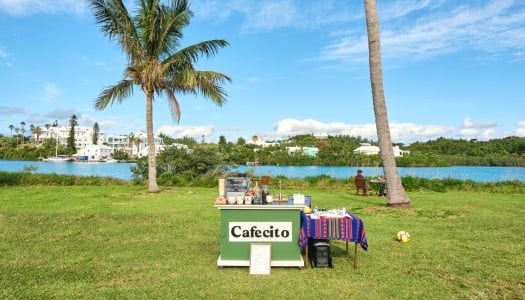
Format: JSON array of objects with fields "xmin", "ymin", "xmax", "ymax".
[
  {"xmin": 92, "ymin": 122, "xmax": 100, "ymax": 145},
  {"xmin": 236, "ymin": 137, "xmax": 246, "ymax": 145},
  {"xmin": 0, "ymin": 171, "xmax": 129, "ymax": 186},
  {"xmin": 3, "ymin": 170, "xmax": 523, "ymax": 194},
  {"xmin": 406, "ymin": 136, "xmax": 525, "ymax": 166},
  {"xmin": 67, "ymin": 114, "xmax": 78, "ymax": 154},
  {"xmin": 2, "ymin": 133, "xmax": 525, "ymax": 167},
  {"xmin": 395, "ymin": 153, "xmax": 450, "ymax": 167},
  {"xmin": 112, "ymin": 150, "xmax": 130, "ymax": 160},
  {"xmin": 131, "ymin": 144, "xmax": 229, "ymax": 185},
  {"xmin": 158, "ymin": 133, "xmax": 199, "ymax": 146},
  {"xmin": 398, "ymin": 176, "xmax": 525, "ymax": 193}
]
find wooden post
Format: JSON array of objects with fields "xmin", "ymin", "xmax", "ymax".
[
  {"xmin": 354, "ymin": 243, "xmax": 358, "ymax": 269},
  {"xmin": 304, "ymin": 243, "xmax": 309, "ymax": 268}
]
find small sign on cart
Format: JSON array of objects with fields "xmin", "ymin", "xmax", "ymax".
[{"xmin": 249, "ymin": 244, "xmax": 271, "ymax": 275}]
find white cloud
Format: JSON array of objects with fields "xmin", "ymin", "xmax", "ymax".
[
  {"xmin": 379, "ymin": 0, "xmax": 434, "ymax": 20},
  {"xmin": 320, "ymin": 0, "xmax": 525, "ymax": 64},
  {"xmin": 193, "ymin": 0, "xmax": 357, "ymax": 31},
  {"xmin": 0, "ymin": 106, "xmax": 26, "ymax": 115},
  {"xmin": 461, "ymin": 118, "xmax": 498, "ymax": 129},
  {"xmin": 42, "ymin": 82, "xmax": 62, "ymax": 103},
  {"xmin": 96, "ymin": 119, "xmax": 121, "ymax": 132},
  {"xmin": 515, "ymin": 121, "xmax": 525, "ymax": 137},
  {"xmin": 0, "ymin": 46, "xmax": 11, "ymax": 67},
  {"xmin": 389, "ymin": 123, "xmax": 453, "ymax": 142},
  {"xmin": 43, "ymin": 108, "xmax": 76, "ymax": 125},
  {"xmin": 0, "ymin": 0, "xmax": 87, "ymax": 16},
  {"xmin": 157, "ymin": 124, "xmax": 214, "ymax": 140},
  {"xmin": 456, "ymin": 118, "xmax": 507, "ymax": 140},
  {"xmin": 255, "ymin": 117, "xmax": 522, "ymax": 143},
  {"xmin": 269, "ymin": 118, "xmax": 455, "ymax": 143},
  {"xmin": 0, "ymin": 46, "xmax": 8, "ymax": 58}
]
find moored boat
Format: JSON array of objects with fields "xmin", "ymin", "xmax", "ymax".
[{"xmin": 46, "ymin": 155, "xmax": 74, "ymax": 162}]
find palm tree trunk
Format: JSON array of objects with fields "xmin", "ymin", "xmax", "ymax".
[
  {"xmin": 364, "ymin": 0, "xmax": 410, "ymax": 208},
  {"xmin": 146, "ymin": 93, "xmax": 160, "ymax": 193}
]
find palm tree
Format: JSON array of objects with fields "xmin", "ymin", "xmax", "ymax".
[
  {"xmin": 364, "ymin": 0, "xmax": 410, "ymax": 208},
  {"xmin": 8, "ymin": 124, "xmax": 14, "ymax": 137},
  {"xmin": 128, "ymin": 133, "xmax": 136, "ymax": 156},
  {"xmin": 67, "ymin": 114, "xmax": 78, "ymax": 153},
  {"xmin": 14, "ymin": 127, "xmax": 20, "ymax": 146},
  {"xmin": 134, "ymin": 139, "xmax": 142, "ymax": 156},
  {"xmin": 92, "ymin": 122, "xmax": 100, "ymax": 145},
  {"xmin": 29, "ymin": 124, "xmax": 35, "ymax": 144},
  {"xmin": 35, "ymin": 126, "xmax": 42, "ymax": 144},
  {"xmin": 90, "ymin": 0, "xmax": 231, "ymax": 192},
  {"xmin": 20, "ymin": 121, "xmax": 26, "ymax": 144}
]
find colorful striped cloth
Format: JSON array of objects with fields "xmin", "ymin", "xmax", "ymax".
[{"xmin": 299, "ymin": 211, "xmax": 368, "ymax": 251}]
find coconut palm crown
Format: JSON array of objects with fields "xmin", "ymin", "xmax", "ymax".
[{"xmin": 90, "ymin": 0, "xmax": 231, "ymax": 192}]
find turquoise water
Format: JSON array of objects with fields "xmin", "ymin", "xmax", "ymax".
[
  {"xmin": 0, "ymin": 160, "xmax": 136, "ymax": 181},
  {"xmin": 1, "ymin": 160, "xmax": 524, "ymax": 182},
  {"xmin": 232, "ymin": 165, "xmax": 525, "ymax": 183}
]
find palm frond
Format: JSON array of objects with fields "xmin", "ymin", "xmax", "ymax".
[
  {"xmin": 90, "ymin": 0, "xmax": 144, "ymax": 61},
  {"xmin": 194, "ymin": 71, "xmax": 231, "ymax": 106},
  {"xmin": 162, "ymin": 85, "xmax": 181, "ymax": 122},
  {"xmin": 159, "ymin": 0, "xmax": 191, "ymax": 56},
  {"xmin": 177, "ymin": 40, "xmax": 230, "ymax": 63},
  {"xmin": 94, "ymin": 79, "xmax": 135, "ymax": 110},
  {"xmin": 139, "ymin": 0, "xmax": 190, "ymax": 59}
]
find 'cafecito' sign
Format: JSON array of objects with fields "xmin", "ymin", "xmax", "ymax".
[{"xmin": 228, "ymin": 222, "xmax": 293, "ymax": 242}]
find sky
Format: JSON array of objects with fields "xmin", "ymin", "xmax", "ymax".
[{"xmin": 1, "ymin": 0, "xmax": 524, "ymax": 145}]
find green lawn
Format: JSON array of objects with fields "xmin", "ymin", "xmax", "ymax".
[{"xmin": 0, "ymin": 186, "xmax": 523, "ymax": 299}]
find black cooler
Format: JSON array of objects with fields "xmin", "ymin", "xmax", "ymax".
[{"xmin": 308, "ymin": 239, "xmax": 333, "ymax": 268}]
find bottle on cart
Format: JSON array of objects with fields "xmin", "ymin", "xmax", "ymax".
[
  {"xmin": 262, "ymin": 185, "xmax": 269, "ymax": 205},
  {"xmin": 253, "ymin": 181, "xmax": 261, "ymax": 204}
]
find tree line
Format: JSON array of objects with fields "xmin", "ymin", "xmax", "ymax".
[
  {"xmin": 0, "ymin": 116, "xmax": 98, "ymax": 160},
  {"xmin": 2, "ymin": 126, "xmax": 525, "ymax": 168},
  {"xmin": 125, "ymin": 134, "xmax": 524, "ymax": 184}
]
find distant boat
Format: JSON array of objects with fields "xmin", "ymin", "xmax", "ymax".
[
  {"xmin": 46, "ymin": 136, "xmax": 73, "ymax": 162},
  {"xmin": 46, "ymin": 155, "xmax": 74, "ymax": 162}
]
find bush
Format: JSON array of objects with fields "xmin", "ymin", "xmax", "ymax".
[{"xmin": 0, "ymin": 171, "xmax": 129, "ymax": 186}]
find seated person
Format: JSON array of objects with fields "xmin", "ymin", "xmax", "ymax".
[{"xmin": 354, "ymin": 169, "xmax": 369, "ymax": 195}]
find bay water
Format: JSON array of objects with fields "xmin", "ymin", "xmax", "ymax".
[{"xmin": 1, "ymin": 159, "xmax": 524, "ymax": 182}]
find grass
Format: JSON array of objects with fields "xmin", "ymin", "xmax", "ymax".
[{"xmin": 0, "ymin": 185, "xmax": 524, "ymax": 299}]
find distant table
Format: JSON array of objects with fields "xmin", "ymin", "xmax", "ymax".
[
  {"xmin": 369, "ymin": 179, "xmax": 385, "ymax": 195},
  {"xmin": 299, "ymin": 211, "xmax": 368, "ymax": 269}
]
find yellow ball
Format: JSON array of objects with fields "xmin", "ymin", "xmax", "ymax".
[
  {"xmin": 303, "ymin": 206, "xmax": 311, "ymax": 214},
  {"xmin": 396, "ymin": 231, "xmax": 410, "ymax": 243}
]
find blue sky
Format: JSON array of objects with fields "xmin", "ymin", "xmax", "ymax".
[{"xmin": 1, "ymin": 0, "xmax": 524, "ymax": 144}]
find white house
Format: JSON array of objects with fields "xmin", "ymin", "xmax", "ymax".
[
  {"xmin": 137, "ymin": 143, "xmax": 189, "ymax": 157},
  {"xmin": 75, "ymin": 144, "xmax": 114, "ymax": 162},
  {"xmin": 353, "ymin": 143, "xmax": 409, "ymax": 157},
  {"xmin": 393, "ymin": 145, "xmax": 410, "ymax": 157},
  {"xmin": 36, "ymin": 126, "xmax": 165, "ymax": 158},
  {"xmin": 286, "ymin": 146, "xmax": 319, "ymax": 157}
]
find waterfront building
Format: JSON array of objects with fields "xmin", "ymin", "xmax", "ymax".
[
  {"xmin": 75, "ymin": 144, "xmax": 114, "ymax": 162},
  {"xmin": 36, "ymin": 126, "xmax": 164, "ymax": 159},
  {"xmin": 286, "ymin": 146, "xmax": 319, "ymax": 157},
  {"xmin": 353, "ymin": 143, "xmax": 409, "ymax": 157}
]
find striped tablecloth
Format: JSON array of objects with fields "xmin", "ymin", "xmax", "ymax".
[{"xmin": 299, "ymin": 211, "xmax": 368, "ymax": 251}]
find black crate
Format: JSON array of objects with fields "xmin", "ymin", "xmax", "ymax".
[{"xmin": 308, "ymin": 239, "xmax": 333, "ymax": 268}]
